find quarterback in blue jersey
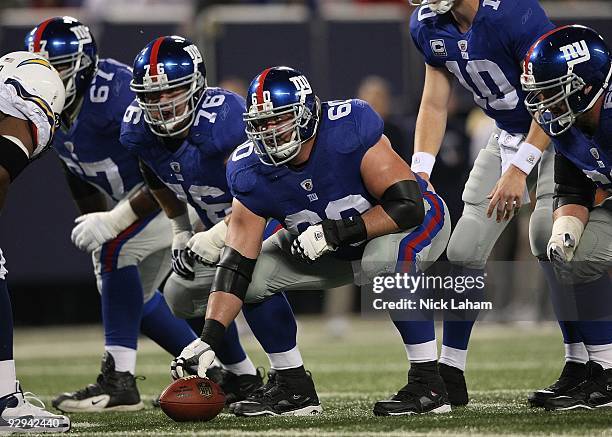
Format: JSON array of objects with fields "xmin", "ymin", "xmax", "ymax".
[
  {"xmin": 521, "ymin": 25, "xmax": 612, "ymax": 411},
  {"xmin": 0, "ymin": 51, "xmax": 71, "ymax": 434},
  {"xmin": 171, "ymin": 66, "xmax": 453, "ymax": 416},
  {"xmin": 120, "ymin": 36, "xmax": 308, "ymax": 411},
  {"xmin": 408, "ymin": 0, "xmax": 587, "ymax": 407},
  {"xmin": 26, "ymin": 17, "xmax": 202, "ymax": 412}
]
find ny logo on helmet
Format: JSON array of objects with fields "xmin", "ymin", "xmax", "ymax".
[
  {"xmin": 289, "ymin": 75, "xmax": 312, "ymax": 103},
  {"xmin": 559, "ymin": 40, "xmax": 590, "ymax": 69},
  {"xmin": 70, "ymin": 25, "xmax": 92, "ymax": 44}
]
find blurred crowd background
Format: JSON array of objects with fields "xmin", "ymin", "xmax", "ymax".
[{"xmin": 0, "ymin": 0, "xmax": 610, "ymax": 333}]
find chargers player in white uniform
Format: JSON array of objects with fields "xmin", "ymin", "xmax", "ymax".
[
  {"xmin": 26, "ymin": 17, "xmax": 201, "ymax": 412},
  {"xmin": 521, "ymin": 24, "xmax": 612, "ymax": 411},
  {"xmin": 408, "ymin": 0, "xmax": 587, "ymax": 406},
  {"xmin": 0, "ymin": 51, "xmax": 70, "ymax": 432},
  {"xmin": 171, "ymin": 66, "xmax": 454, "ymax": 416}
]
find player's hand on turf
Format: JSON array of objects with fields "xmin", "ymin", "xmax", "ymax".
[
  {"xmin": 291, "ymin": 224, "xmax": 334, "ymax": 263},
  {"xmin": 172, "ymin": 231, "xmax": 195, "ymax": 280},
  {"xmin": 487, "ymin": 165, "xmax": 527, "ymax": 222},
  {"xmin": 71, "ymin": 212, "xmax": 121, "ymax": 252},
  {"xmin": 171, "ymin": 338, "xmax": 216, "ymax": 379},
  {"xmin": 186, "ymin": 220, "xmax": 228, "ymax": 266},
  {"xmin": 547, "ymin": 232, "xmax": 577, "ymax": 264}
]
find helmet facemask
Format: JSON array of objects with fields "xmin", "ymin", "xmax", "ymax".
[
  {"xmin": 132, "ymin": 70, "xmax": 205, "ymax": 137},
  {"xmin": 409, "ymin": 0, "xmax": 455, "ymax": 14},
  {"xmin": 244, "ymin": 101, "xmax": 314, "ymax": 166},
  {"xmin": 522, "ymin": 64, "xmax": 612, "ymax": 136},
  {"xmin": 47, "ymin": 51, "xmax": 93, "ymax": 110}
]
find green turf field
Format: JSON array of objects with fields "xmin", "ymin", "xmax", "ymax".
[{"xmin": 13, "ymin": 318, "xmax": 612, "ymax": 436}]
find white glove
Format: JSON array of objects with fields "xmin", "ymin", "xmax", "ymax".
[
  {"xmin": 71, "ymin": 201, "xmax": 138, "ymax": 252},
  {"xmin": 291, "ymin": 224, "xmax": 335, "ymax": 263},
  {"xmin": 547, "ymin": 215, "xmax": 585, "ymax": 264},
  {"xmin": 187, "ymin": 220, "xmax": 228, "ymax": 266},
  {"xmin": 171, "ymin": 338, "xmax": 216, "ymax": 379}
]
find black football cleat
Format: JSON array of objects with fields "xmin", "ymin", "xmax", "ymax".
[
  {"xmin": 229, "ymin": 369, "xmax": 277, "ymax": 414},
  {"xmin": 233, "ymin": 368, "xmax": 322, "ymax": 416},
  {"xmin": 373, "ymin": 361, "xmax": 451, "ymax": 416},
  {"xmin": 528, "ymin": 361, "xmax": 587, "ymax": 408},
  {"xmin": 52, "ymin": 352, "xmax": 144, "ymax": 413},
  {"xmin": 439, "ymin": 363, "xmax": 469, "ymax": 406},
  {"xmin": 544, "ymin": 362, "xmax": 612, "ymax": 411},
  {"xmin": 219, "ymin": 368, "xmax": 264, "ymax": 406}
]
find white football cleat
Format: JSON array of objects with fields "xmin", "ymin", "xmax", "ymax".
[{"xmin": 0, "ymin": 381, "xmax": 71, "ymax": 433}]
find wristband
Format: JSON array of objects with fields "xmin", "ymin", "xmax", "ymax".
[
  {"xmin": 200, "ymin": 319, "xmax": 226, "ymax": 353},
  {"xmin": 410, "ymin": 152, "xmax": 436, "ymax": 177},
  {"xmin": 107, "ymin": 200, "xmax": 138, "ymax": 230},
  {"xmin": 510, "ymin": 142, "xmax": 542, "ymax": 176},
  {"xmin": 170, "ymin": 212, "xmax": 192, "ymax": 235}
]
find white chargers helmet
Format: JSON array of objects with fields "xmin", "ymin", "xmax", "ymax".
[
  {"xmin": 409, "ymin": 0, "xmax": 455, "ymax": 14},
  {"xmin": 0, "ymin": 51, "xmax": 65, "ymax": 153}
]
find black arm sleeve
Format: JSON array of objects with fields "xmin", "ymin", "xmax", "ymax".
[
  {"xmin": 139, "ymin": 159, "xmax": 166, "ymax": 190},
  {"xmin": 553, "ymin": 152, "xmax": 596, "ymax": 210},
  {"xmin": 0, "ymin": 136, "xmax": 29, "ymax": 182},
  {"xmin": 60, "ymin": 159, "xmax": 100, "ymax": 199}
]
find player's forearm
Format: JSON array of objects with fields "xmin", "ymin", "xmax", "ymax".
[
  {"xmin": 509, "ymin": 120, "xmax": 551, "ymax": 177},
  {"xmin": 361, "ymin": 205, "xmax": 412, "ymax": 239},
  {"xmin": 413, "ymin": 102, "xmax": 448, "ymax": 158},
  {"xmin": 150, "ymin": 186, "xmax": 187, "ymax": 219},
  {"xmin": 0, "ymin": 167, "xmax": 10, "ymax": 212},
  {"xmin": 128, "ymin": 186, "xmax": 160, "ymax": 218},
  {"xmin": 74, "ymin": 192, "xmax": 107, "ymax": 214},
  {"xmin": 554, "ymin": 204, "xmax": 589, "ymax": 226},
  {"xmin": 205, "ymin": 291, "xmax": 243, "ymax": 331}
]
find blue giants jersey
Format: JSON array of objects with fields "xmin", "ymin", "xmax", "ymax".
[
  {"xmin": 53, "ymin": 59, "xmax": 142, "ymax": 202},
  {"xmin": 410, "ymin": 0, "xmax": 555, "ymax": 134},
  {"xmin": 227, "ymin": 99, "xmax": 433, "ymax": 261},
  {"xmin": 120, "ymin": 87, "xmax": 247, "ymax": 228},
  {"xmin": 549, "ymin": 86, "xmax": 612, "ymax": 192}
]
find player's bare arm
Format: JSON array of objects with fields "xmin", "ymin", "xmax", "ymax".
[
  {"xmin": 360, "ymin": 134, "xmax": 424, "ymax": 239},
  {"xmin": 411, "ymin": 64, "xmax": 453, "ymax": 181},
  {"xmin": 487, "ymin": 116, "xmax": 551, "ymax": 222},
  {"xmin": 547, "ymin": 153, "xmax": 594, "ymax": 264},
  {"xmin": 171, "ymin": 198, "xmax": 265, "ymax": 380}
]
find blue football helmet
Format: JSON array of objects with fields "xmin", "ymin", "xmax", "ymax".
[
  {"xmin": 25, "ymin": 16, "xmax": 97, "ymax": 110},
  {"xmin": 130, "ymin": 36, "xmax": 206, "ymax": 137},
  {"xmin": 521, "ymin": 25, "xmax": 612, "ymax": 136},
  {"xmin": 244, "ymin": 66, "xmax": 319, "ymax": 166},
  {"xmin": 408, "ymin": 0, "xmax": 454, "ymax": 14}
]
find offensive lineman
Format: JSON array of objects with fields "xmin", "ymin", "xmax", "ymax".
[
  {"xmin": 171, "ymin": 66, "xmax": 454, "ymax": 416},
  {"xmin": 120, "ymin": 37, "xmax": 307, "ymax": 411},
  {"xmin": 0, "ymin": 51, "xmax": 70, "ymax": 432},
  {"xmin": 26, "ymin": 17, "xmax": 200, "ymax": 412},
  {"xmin": 408, "ymin": 0, "xmax": 586, "ymax": 406},
  {"xmin": 521, "ymin": 24, "xmax": 612, "ymax": 410}
]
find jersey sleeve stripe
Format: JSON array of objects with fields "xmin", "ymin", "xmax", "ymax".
[
  {"xmin": 33, "ymin": 18, "xmax": 53, "ymax": 52},
  {"xmin": 149, "ymin": 37, "xmax": 165, "ymax": 77},
  {"xmin": 256, "ymin": 67, "xmax": 272, "ymax": 105}
]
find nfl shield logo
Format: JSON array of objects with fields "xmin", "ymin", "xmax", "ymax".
[
  {"xmin": 300, "ymin": 179, "xmax": 313, "ymax": 191},
  {"xmin": 170, "ymin": 162, "xmax": 181, "ymax": 173},
  {"xmin": 458, "ymin": 40, "xmax": 468, "ymax": 52},
  {"xmin": 197, "ymin": 381, "xmax": 213, "ymax": 398}
]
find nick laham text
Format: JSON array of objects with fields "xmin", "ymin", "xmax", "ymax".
[{"xmin": 372, "ymin": 298, "xmax": 493, "ymax": 311}]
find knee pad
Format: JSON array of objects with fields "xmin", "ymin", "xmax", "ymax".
[{"xmin": 529, "ymin": 196, "xmax": 553, "ymax": 259}]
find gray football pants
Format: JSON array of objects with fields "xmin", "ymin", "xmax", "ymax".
[{"xmin": 446, "ymin": 128, "xmax": 554, "ymax": 268}]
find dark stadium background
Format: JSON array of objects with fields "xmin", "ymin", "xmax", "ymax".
[{"xmin": 0, "ymin": 1, "xmax": 608, "ymax": 325}]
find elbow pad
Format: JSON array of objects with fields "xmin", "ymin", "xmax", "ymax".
[
  {"xmin": 380, "ymin": 179, "xmax": 425, "ymax": 230},
  {"xmin": 211, "ymin": 247, "xmax": 256, "ymax": 301},
  {"xmin": 553, "ymin": 183, "xmax": 595, "ymax": 210}
]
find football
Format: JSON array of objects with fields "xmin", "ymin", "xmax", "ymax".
[{"xmin": 159, "ymin": 376, "xmax": 226, "ymax": 422}]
